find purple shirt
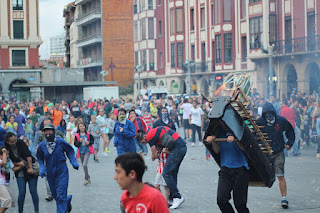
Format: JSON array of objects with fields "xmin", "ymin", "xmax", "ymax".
[{"xmin": 13, "ymin": 114, "xmax": 25, "ymax": 137}]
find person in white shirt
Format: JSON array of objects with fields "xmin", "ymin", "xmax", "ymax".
[
  {"xmin": 179, "ymin": 99, "xmax": 193, "ymax": 140},
  {"xmin": 189, "ymin": 100, "xmax": 204, "ymax": 147}
]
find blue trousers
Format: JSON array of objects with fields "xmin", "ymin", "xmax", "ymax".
[{"xmin": 16, "ymin": 176, "xmax": 39, "ymax": 213}]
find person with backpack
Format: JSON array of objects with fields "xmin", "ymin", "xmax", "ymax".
[{"xmin": 74, "ymin": 123, "xmax": 94, "ymax": 185}]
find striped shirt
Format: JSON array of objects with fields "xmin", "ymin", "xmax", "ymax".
[{"xmin": 156, "ymin": 152, "xmax": 167, "ymax": 174}]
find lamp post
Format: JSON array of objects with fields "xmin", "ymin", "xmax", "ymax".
[
  {"xmin": 183, "ymin": 59, "xmax": 195, "ymax": 98},
  {"xmin": 268, "ymin": 45, "xmax": 274, "ymax": 99},
  {"xmin": 135, "ymin": 65, "xmax": 144, "ymax": 98}
]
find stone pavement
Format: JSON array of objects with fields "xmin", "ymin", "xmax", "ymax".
[{"xmin": 5, "ymin": 128, "xmax": 320, "ymax": 213}]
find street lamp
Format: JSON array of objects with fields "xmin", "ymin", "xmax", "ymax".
[
  {"xmin": 135, "ymin": 65, "xmax": 144, "ymax": 98},
  {"xmin": 183, "ymin": 59, "xmax": 195, "ymax": 98},
  {"xmin": 262, "ymin": 44, "xmax": 275, "ymax": 98}
]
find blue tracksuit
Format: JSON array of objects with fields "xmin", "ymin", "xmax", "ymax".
[
  {"xmin": 114, "ymin": 120, "xmax": 136, "ymax": 155},
  {"xmin": 36, "ymin": 138, "xmax": 79, "ymax": 213}
]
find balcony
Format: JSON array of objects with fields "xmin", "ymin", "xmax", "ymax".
[
  {"xmin": 75, "ymin": 0, "xmax": 91, "ymax": 5},
  {"xmin": 77, "ymin": 57, "xmax": 102, "ymax": 68},
  {"xmin": 273, "ymin": 35, "xmax": 320, "ymax": 55},
  {"xmin": 76, "ymin": 34, "xmax": 102, "ymax": 48},
  {"xmin": 183, "ymin": 61, "xmax": 215, "ymax": 74},
  {"xmin": 76, "ymin": 8, "xmax": 101, "ymax": 26}
]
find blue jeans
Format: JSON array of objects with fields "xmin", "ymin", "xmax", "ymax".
[
  {"xmin": 163, "ymin": 144, "xmax": 187, "ymax": 199},
  {"xmin": 16, "ymin": 176, "xmax": 39, "ymax": 213},
  {"xmin": 292, "ymin": 126, "xmax": 301, "ymax": 154}
]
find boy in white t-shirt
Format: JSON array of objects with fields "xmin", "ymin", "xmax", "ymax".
[
  {"xmin": 189, "ymin": 101, "xmax": 204, "ymax": 147},
  {"xmin": 0, "ymin": 147, "xmax": 20, "ymax": 212}
]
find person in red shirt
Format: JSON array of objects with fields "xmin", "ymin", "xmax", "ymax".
[{"xmin": 114, "ymin": 152, "xmax": 169, "ymax": 213}]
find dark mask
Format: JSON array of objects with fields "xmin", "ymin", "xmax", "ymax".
[
  {"xmin": 45, "ymin": 134, "xmax": 55, "ymax": 142},
  {"xmin": 265, "ymin": 112, "xmax": 275, "ymax": 126}
]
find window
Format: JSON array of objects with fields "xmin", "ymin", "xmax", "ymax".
[
  {"xmin": 224, "ymin": 34, "xmax": 232, "ymax": 63},
  {"xmin": 214, "ymin": 0, "xmax": 221, "ymax": 24},
  {"xmin": 141, "ymin": 18, "xmax": 146, "ymax": 40},
  {"xmin": 241, "ymin": 0, "xmax": 246, "ymax": 19},
  {"xmin": 249, "ymin": 16, "xmax": 263, "ymax": 49},
  {"xmin": 201, "ymin": 43, "xmax": 206, "ymax": 62},
  {"xmin": 176, "ymin": 8, "xmax": 183, "ymax": 33},
  {"xmin": 215, "ymin": 35, "xmax": 222, "ymax": 63},
  {"xmin": 133, "ymin": 0, "xmax": 138, "ymax": 14},
  {"xmin": 148, "ymin": 0, "xmax": 153, "ymax": 9},
  {"xmin": 201, "ymin": 7, "xmax": 205, "ymax": 28},
  {"xmin": 141, "ymin": 0, "xmax": 146, "ymax": 11},
  {"xmin": 159, "ymin": 52, "xmax": 163, "ymax": 68},
  {"xmin": 12, "ymin": 50, "xmax": 26, "ymax": 66},
  {"xmin": 158, "ymin": 0, "xmax": 161, "ymax": 6},
  {"xmin": 177, "ymin": 43, "xmax": 184, "ymax": 68},
  {"xmin": 190, "ymin": 8, "xmax": 195, "ymax": 31},
  {"xmin": 133, "ymin": 21, "xmax": 138, "ymax": 41},
  {"xmin": 242, "ymin": 37, "xmax": 247, "ymax": 61},
  {"xmin": 191, "ymin": 45, "xmax": 195, "ymax": 60},
  {"xmin": 269, "ymin": 15, "xmax": 277, "ymax": 44},
  {"xmin": 307, "ymin": 11, "xmax": 316, "ymax": 51},
  {"xmin": 149, "ymin": 50, "xmax": 154, "ymax": 70},
  {"xmin": 171, "ymin": 44, "xmax": 175, "ymax": 68},
  {"xmin": 148, "ymin": 18, "xmax": 154, "ymax": 39},
  {"xmin": 158, "ymin": 21, "xmax": 162, "ymax": 36},
  {"xmin": 13, "ymin": 0, "xmax": 23, "ymax": 10},
  {"xmin": 13, "ymin": 21, "xmax": 23, "ymax": 39},
  {"xmin": 223, "ymin": 0, "xmax": 232, "ymax": 22},
  {"xmin": 141, "ymin": 50, "xmax": 147, "ymax": 70},
  {"xmin": 249, "ymin": 0, "xmax": 261, "ymax": 3},
  {"xmin": 211, "ymin": 4, "xmax": 214, "ymax": 26},
  {"xmin": 285, "ymin": 17, "xmax": 292, "ymax": 53},
  {"xmin": 134, "ymin": 51, "xmax": 139, "ymax": 66},
  {"xmin": 170, "ymin": 9, "xmax": 174, "ymax": 34}
]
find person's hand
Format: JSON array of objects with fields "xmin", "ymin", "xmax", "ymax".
[
  {"xmin": 85, "ymin": 141, "xmax": 89, "ymax": 145},
  {"xmin": 1, "ymin": 148, "xmax": 7, "ymax": 154},
  {"xmin": 206, "ymin": 136, "xmax": 216, "ymax": 143},
  {"xmin": 285, "ymin": 145, "xmax": 290, "ymax": 149},
  {"xmin": 40, "ymin": 169, "xmax": 46, "ymax": 178},
  {"xmin": 27, "ymin": 167, "xmax": 34, "ymax": 175},
  {"xmin": 80, "ymin": 138, "xmax": 83, "ymax": 142},
  {"xmin": 73, "ymin": 164, "xmax": 79, "ymax": 170},
  {"xmin": 119, "ymin": 127, "xmax": 123, "ymax": 132},
  {"xmin": 96, "ymin": 130, "xmax": 100, "ymax": 134},
  {"xmin": 227, "ymin": 136, "xmax": 234, "ymax": 143},
  {"xmin": 18, "ymin": 161, "xmax": 25, "ymax": 167}
]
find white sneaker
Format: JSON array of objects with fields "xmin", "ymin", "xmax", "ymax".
[
  {"xmin": 170, "ymin": 197, "xmax": 185, "ymax": 209},
  {"xmin": 191, "ymin": 142, "xmax": 195, "ymax": 147},
  {"xmin": 199, "ymin": 142, "xmax": 203, "ymax": 146},
  {"xmin": 103, "ymin": 152, "xmax": 108, "ymax": 157},
  {"xmin": 316, "ymin": 153, "xmax": 320, "ymax": 158}
]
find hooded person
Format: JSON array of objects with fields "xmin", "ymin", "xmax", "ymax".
[
  {"xmin": 153, "ymin": 107, "xmax": 176, "ymax": 131},
  {"xmin": 256, "ymin": 102, "xmax": 295, "ymax": 209},
  {"xmin": 36, "ymin": 124, "xmax": 79, "ymax": 213},
  {"xmin": 114, "ymin": 108, "xmax": 136, "ymax": 156}
]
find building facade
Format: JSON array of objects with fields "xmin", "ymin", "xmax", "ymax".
[
  {"xmin": 50, "ymin": 35, "xmax": 66, "ymax": 55},
  {"xmin": 133, "ymin": 0, "xmax": 320, "ymax": 98},
  {"xmin": 0, "ymin": 0, "xmax": 43, "ymax": 101}
]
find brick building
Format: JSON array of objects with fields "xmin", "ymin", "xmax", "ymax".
[
  {"xmin": 0, "ymin": 0, "xmax": 43, "ymax": 101},
  {"xmin": 133, "ymin": 0, "xmax": 320, "ymax": 98}
]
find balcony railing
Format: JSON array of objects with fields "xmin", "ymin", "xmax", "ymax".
[
  {"xmin": 273, "ymin": 35, "xmax": 320, "ymax": 55},
  {"xmin": 77, "ymin": 57, "xmax": 102, "ymax": 66},
  {"xmin": 76, "ymin": 8, "xmax": 101, "ymax": 21},
  {"xmin": 183, "ymin": 61, "xmax": 215, "ymax": 73},
  {"xmin": 77, "ymin": 34, "xmax": 102, "ymax": 44}
]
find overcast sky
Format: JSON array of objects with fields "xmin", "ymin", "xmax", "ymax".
[{"xmin": 39, "ymin": 0, "xmax": 71, "ymax": 59}]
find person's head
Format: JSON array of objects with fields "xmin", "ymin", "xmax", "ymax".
[
  {"xmin": 5, "ymin": 132, "xmax": 17, "ymax": 148},
  {"xmin": 91, "ymin": 115, "xmax": 97, "ymax": 123},
  {"xmin": 114, "ymin": 152, "xmax": 145, "ymax": 190},
  {"xmin": 0, "ymin": 147, "xmax": 9, "ymax": 160},
  {"xmin": 73, "ymin": 100, "xmax": 78, "ymax": 106},
  {"xmin": 109, "ymin": 112, "xmax": 115, "ymax": 120},
  {"xmin": 77, "ymin": 123, "xmax": 86, "ymax": 133},
  {"xmin": 43, "ymin": 124, "xmax": 56, "ymax": 142},
  {"xmin": 99, "ymin": 109, "xmax": 104, "ymax": 116},
  {"xmin": 31, "ymin": 110, "xmax": 36, "ymax": 117},
  {"xmin": 9, "ymin": 115, "xmax": 15, "ymax": 123},
  {"xmin": 303, "ymin": 105, "xmax": 308, "ymax": 113},
  {"xmin": 78, "ymin": 116, "xmax": 83, "ymax": 123},
  {"xmin": 129, "ymin": 109, "xmax": 136, "ymax": 119},
  {"xmin": 84, "ymin": 102, "xmax": 89, "ymax": 108},
  {"xmin": 161, "ymin": 107, "xmax": 168, "ymax": 115},
  {"xmin": 60, "ymin": 119, "xmax": 66, "ymax": 126},
  {"xmin": 192, "ymin": 100, "xmax": 198, "ymax": 108},
  {"xmin": 0, "ymin": 109, "xmax": 4, "ymax": 116},
  {"xmin": 171, "ymin": 104, "xmax": 176, "ymax": 109},
  {"xmin": 45, "ymin": 111, "xmax": 52, "ymax": 118},
  {"xmin": 14, "ymin": 108, "xmax": 20, "ymax": 116},
  {"xmin": 136, "ymin": 129, "xmax": 147, "ymax": 144},
  {"xmin": 118, "ymin": 108, "xmax": 126, "ymax": 116},
  {"xmin": 294, "ymin": 100, "xmax": 299, "ymax": 108},
  {"xmin": 54, "ymin": 102, "xmax": 60, "ymax": 110},
  {"xmin": 27, "ymin": 118, "xmax": 32, "ymax": 123},
  {"xmin": 43, "ymin": 118, "xmax": 53, "ymax": 127}
]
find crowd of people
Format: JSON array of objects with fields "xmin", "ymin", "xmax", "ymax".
[{"xmin": 0, "ymin": 88, "xmax": 318, "ymax": 212}]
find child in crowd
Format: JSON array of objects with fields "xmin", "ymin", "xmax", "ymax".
[
  {"xmin": 66, "ymin": 116, "xmax": 75, "ymax": 145},
  {"xmin": 24, "ymin": 118, "xmax": 33, "ymax": 142},
  {"xmin": 0, "ymin": 117, "xmax": 5, "ymax": 128},
  {"xmin": 302, "ymin": 105, "xmax": 311, "ymax": 146},
  {"xmin": 0, "ymin": 147, "xmax": 20, "ymax": 213},
  {"xmin": 153, "ymin": 148, "xmax": 169, "ymax": 205},
  {"xmin": 142, "ymin": 109, "xmax": 153, "ymax": 127},
  {"xmin": 74, "ymin": 123, "xmax": 94, "ymax": 185},
  {"xmin": 88, "ymin": 115, "xmax": 101, "ymax": 163},
  {"xmin": 57, "ymin": 119, "xmax": 67, "ymax": 136},
  {"xmin": 4, "ymin": 115, "xmax": 17, "ymax": 135},
  {"xmin": 107, "ymin": 112, "xmax": 116, "ymax": 146}
]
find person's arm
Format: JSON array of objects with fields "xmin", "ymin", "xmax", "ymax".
[
  {"xmin": 66, "ymin": 123, "xmax": 73, "ymax": 131},
  {"xmin": 61, "ymin": 139, "xmax": 79, "ymax": 170},
  {"xmin": 89, "ymin": 134, "xmax": 94, "ymax": 145},
  {"xmin": 123, "ymin": 122, "xmax": 136, "ymax": 138},
  {"xmin": 73, "ymin": 135, "xmax": 81, "ymax": 147},
  {"xmin": 26, "ymin": 156, "xmax": 33, "ymax": 174},
  {"xmin": 0, "ymin": 148, "xmax": 7, "ymax": 166},
  {"xmin": 284, "ymin": 118, "xmax": 295, "ymax": 149},
  {"xmin": 13, "ymin": 123, "xmax": 18, "ymax": 131}
]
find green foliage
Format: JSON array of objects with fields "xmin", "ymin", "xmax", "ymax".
[{"xmin": 119, "ymin": 84, "xmax": 134, "ymax": 95}]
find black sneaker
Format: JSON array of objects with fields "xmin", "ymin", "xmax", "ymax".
[
  {"xmin": 45, "ymin": 195, "xmax": 53, "ymax": 202},
  {"xmin": 281, "ymin": 199, "xmax": 289, "ymax": 209},
  {"xmin": 145, "ymin": 165, "xmax": 148, "ymax": 171},
  {"xmin": 67, "ymin": 202, "xmax": 72, "ymax": 212}
]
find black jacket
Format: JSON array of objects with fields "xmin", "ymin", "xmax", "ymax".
[
  {"xmin": 74, "ymin": 132, "xmax": 94, "ymax": 148},
  {"xmin": 153, "ymin": 118, "xmax": 176, "ymax": 131},
  {"xmin": 257, "ymin": 102, "xmax": 295, "ymax": 154}
]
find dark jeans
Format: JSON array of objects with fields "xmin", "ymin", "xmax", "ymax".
[
  {"xmin": 217, "ymin": 167, "xmax": 249, "ymax": 213},
  {"xmin": 317, "ymin": 137, "xmax": 320, "ymax": 154},
  {"xmin": 17, "ymin": 176, "xmax": 39, "ymax": 213},
  {"xmin": 191, "ymin": 124, "xmax": 201, "ymax": 143},
  {"xmin": 163, "ymin": 144, "xmax": 187, "ymax": 199}
]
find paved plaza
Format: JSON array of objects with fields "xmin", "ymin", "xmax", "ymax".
[{"xmin": 5, "ymin": 128, "xmax": 320, "ymax": 213}]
